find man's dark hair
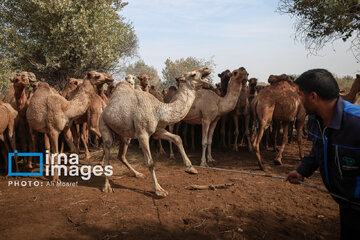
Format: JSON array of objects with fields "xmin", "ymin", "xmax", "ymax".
[{"xmin": 295, "ymin": 69, "xmax": 339, "ymax": 100}]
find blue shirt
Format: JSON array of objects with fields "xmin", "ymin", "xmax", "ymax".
[{"xmin": 297, "ymin": 97, "xmax": 360, "ymax": 204}]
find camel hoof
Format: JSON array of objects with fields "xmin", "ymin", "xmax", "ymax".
[
  {"xmin": 134, "ymin": 172, "xmax": 145, "ymax": 178},
  {"xmin": 185, "ymin": 166, "xmax": 198, "ymax": 174},
  {"xmin": 155, "ymin": 188, "xmax": 168, "ymax": 198},
  {"xmin": 102, "ymin": 185, "xmax": 114, "ymax": 193},
  {"xmin": 207, "ymin": 158, "xmax": 216, "ymax": 163},
  {"xmin": 200, "ymin": 162, "xmax": 209, "ymax": 167},
  {"xmin": 100, "ymin": 160, "xmax": 105, "ymax": 166},
  {"xmin": 169, "ymin": 154, "xmax": 175, "ymax": 160},
  {"xmin": 27, "ymin": 163, "xmax": 33, "ymax": 169}
]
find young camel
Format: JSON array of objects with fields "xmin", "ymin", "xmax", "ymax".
[
  {"xmin": 182, "ymin": 67, "xmax": 248, "ymax": 167},
  {"xmin": 100, "ymin": 68, "xmax": 211, "ymax": 197},
  {"xmin": 0, "ymin": 101, "xmax": 18, "ymax": 173},
  {"xmin": 26, "ymin": 71, "xmax": 108, "ymax": 182},
  {"xmin": 341, "ymin": 74, "xmax": 360, "ymax": 103},
  {"xmin": 252, "ymin": 75, "xmax": 305, "ymax": 170}
]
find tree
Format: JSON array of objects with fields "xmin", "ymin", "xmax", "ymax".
[
  {"xmin": 0, "ymin": 57, "xmax": 15, "ymax": 96},
  {"xmin": 0, "ymin": 0, "xmax": 138, "ymax": 89},
  {"xmin": 277, "ymin": 0, "xmax": 360, "ymax": 60},
  {"xmin": 162, "ymin": 56, "xmax": 215, "ymax": 88},
  {"xmin": 125, "ymin": 60, "xmax": 162, "ymax": 87}
]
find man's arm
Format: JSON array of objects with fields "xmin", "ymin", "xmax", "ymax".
[{"xmin": 287, "ymin": 144, "xmax": 319, "ymax": 184}]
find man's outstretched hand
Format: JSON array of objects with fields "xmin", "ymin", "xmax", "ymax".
[{"xmin": 286, "ymin": 170, "xmax": 304, "ymax": 184}]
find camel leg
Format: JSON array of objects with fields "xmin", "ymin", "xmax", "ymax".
[
  {"xmin": 99, "ymin": 115, "xmax": 113, "ymax": 193},
  {"xmin": 153, "ymin": 129, "xmax": 197, "ymax": 174},
  {"xmin": 63, "ymin": 127, "xmax": 77, "ymax": 153},
  {"xmin": 48, "ymin": 130, "xmax": 61, "ymax": 183},
  {"xmin": 81, "ymin": 123, "xmax": 90, "ymax": 161},
  {"xmin": 274, "ymin": 122, "xmax": 289, "ymax": 165},
  {"xmin": 168, "ymin": 124, "xmax": 175, "ymax": 159},
  {"xmin": 0, "ymin": 134, "xmax": 9, "ymax": 175},
  {"xmin": 200, "ymin": 120, "xmax": 210, "ymax": 167},
  {"xmin": 207, "ymin": 118, "xmax": 220, "ymax": 162},
  {"xmin": 191, "ymin": 125, "xmax": 195, "ymax": 151},
  {"xmin": 28, "ymin": 128, "xmax": 37, "ymax": 169},
  {"xmin": 158, "ymin": 139, "xmax": 166, "ymax": 155},
  {"xmin": 117, "ymin": 137, "xmax": 144, "ymax": 178},
  {"xmin": 272, "ymin": 122, "xmax": 278, "ymax": 151},
  {"xmin": 7, "ymin": 122, "xmax": 18, "ymax": 172},
  {"xmin": 233, "ymin": 115, "xmax": 239, "ymax": 151},
  {"xmin": 70, "ymin": 125, "xmax": 79, "ymax": 153},
  {"xmin": 138, "ymin": 132, "xmax": 168, "ymax": 197},
  {"xmin": 220, "ymin": 115, "xmax": 227, "ymax": 149},
  {"xmin": 244, "ymin": 114, "xmax": 253, "ymax": 152},
  {"xmin": 253, "ymin": 121, "xmax": 266, "ymax": 171}
]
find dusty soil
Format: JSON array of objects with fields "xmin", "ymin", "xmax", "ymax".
[{"xmin": 0, "ymin": 139, "xmax": 339, "ymax": 240}]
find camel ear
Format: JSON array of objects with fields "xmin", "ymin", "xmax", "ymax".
[
  {"xmin": 137, "ymin": 76, "xmax": 142, "ymax": 80},
  {"xmin": 357, "ymin": 74, "xmax": 360, "ymax": 78},
  {"xmin": 10, "ymin": 77, "xmax": 14, "ymax": 83},
  {"xmin": 86, "ymin": 72, "xmax": 92, "ymax": 79},
  {"xmin": 218, "ymin": 73, "xmax": 221, "ymax": 77},
  {"xmin": 28, "ymin": 72, "xmax": 36, "ymax": 82}
]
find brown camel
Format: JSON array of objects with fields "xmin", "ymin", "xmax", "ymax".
[
  {"xmin": 100, "ymin": 68, "xmax": 211, "ymax": 197},
  {"xmin": 0, "ymin": 101, "xmax": 18, "ymax": 173},
  {"xmin": 4, "ymin": 72, "xmax": 36, "ymax": 168},
  {"xmin": 252, "ymin": 74, "xmax": 305, "ymax": 170},
  {"xmin": 231, "ymin": 76, "xmax": 253, "ymax": 152},
  {"xmin": 341, "ymin": 74, "xmax": 360, "ymax": 103},
  {"xmin": 182, "ymin": 67, "xmax": 248, "ymax": 167},
  {"xmin": 26, "ymin": 71, "xmax": 108, "ymax": 182},
  {"xmin": 218, "ymin": 70, "xmax": 232, "ymax": 149}
]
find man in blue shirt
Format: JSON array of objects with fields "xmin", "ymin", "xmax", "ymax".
[{"xmin": 286, "ymin": 69, "xmax": 360, "ymax": 240}]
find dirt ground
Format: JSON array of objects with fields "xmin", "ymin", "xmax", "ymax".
[{"xmin": 0, "ymin": 139, "xmax": 339, "ymax": 240}]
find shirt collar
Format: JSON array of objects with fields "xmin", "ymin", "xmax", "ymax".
[{"xmin": 327, "ymin": 96, "xmax": 344, "ymax": 130}]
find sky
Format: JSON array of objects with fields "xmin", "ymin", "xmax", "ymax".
[{"xmin": 121, "ymin": 0, "xmax": 359, "ymax": 83}]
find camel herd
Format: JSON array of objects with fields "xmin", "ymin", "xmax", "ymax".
[{"xmin": 1, "ymin": 68, "xmax": 360, "ymax": 197}]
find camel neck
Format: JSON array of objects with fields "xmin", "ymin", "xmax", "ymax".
[
  {"xmin": 157, "ymin": 84, "xmax": 196, "ymax": 125},
  {"xmin": 219, "ymin": 77, "xmax": 243, "ymax": 115},
  {"xmin": 65, "ymin": 80, "xmax": 93, "ymax": 119},
  {"xmin": 14, "ymin": 85, "xmax": 28, "ymax": 112}
]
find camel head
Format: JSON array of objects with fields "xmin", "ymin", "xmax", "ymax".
[
  {"xmin": 103, "ymin": 73, "xmax": 115, "ymax": 84},
  {"xmin": 85, "ymin": 71, "xmax": 108, "ymax": 86},
  {"xmin": 61, "ymin": 78, "xmax": 83, "ymax": 98},
  {"xmin": 218, "ymin": 69, "xmax": 232, "ymax": 96},
  {"xmin": 176, "ymin": 67, "xmax": 211, "ymax": 90},
  {"xmin": 125, "ymin": 74, "xmax": 136, "ymax": 88},
  {"xmin": 268, "ymin": 74, "xmax": 292, "ymax": 85},
  {"xmin": 137, "ymin": 74, "xmax": 150, "ymax": 90},
  {"xmin": 248, "ymin": 78, "xmax": 258, "ymax": 88},
  {"xmin": 230, "ymin": 67, "xmax": 249, "ymax": 84},
  {"xmin": 10, "ymin": 72, "xmax": 36, "ymax": 89}
]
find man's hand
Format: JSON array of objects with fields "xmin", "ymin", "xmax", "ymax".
[{"xmin": 286, "ymin": 170, "xmax": 304, "ymax": 184}]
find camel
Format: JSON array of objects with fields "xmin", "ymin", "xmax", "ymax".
[
  {"xmin": 182, "ymin": 67, "xmax": 248, "ymax": 167},
  {"xmin": 3, "ymin": 72, "xmax": 37, "ymax": 168},
  {"xmin": 26, "ymin": 71, "xmax": 108, "ymax": 182},
  {"xmin": 100, "ymin": 68, "xmax": 211, "ymax": 197},
  {"xmin": 0, "ymin": 101, "xmax": 18, "ymax": 173},
  {"xmin": 217, "ymin": 70, "xmax": 232, "ymax": 149},
  {"xmin": 231, "ymin": 76, "xmax": 254, "ymax": 152},
  {"xmin": 341, "ymin": 74, "xmax": 360, "ymax": 103},
  {"xmin": 251, "ymin": 74, "xmax": 305, "ymax": 170}
]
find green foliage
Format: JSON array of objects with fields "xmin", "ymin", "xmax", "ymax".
[
  {"xmin": 0, "ymin": 57, "xmax": 16, "ymax": 97},
  {"xmin": 162, "ymin": 56, "xmax": 215, "ymax": 88},
  {"xmin": 0, "ymin": 0, "xmax": 138, "ymax": 89},
  {"xmin": 125, "ymin": 60, "xmax": 161, "ymax": 87},
  {"xmin": 278, "ymin": 0, "xmax": 360, "ymax": 60}
]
